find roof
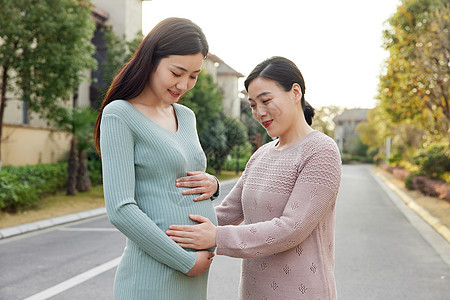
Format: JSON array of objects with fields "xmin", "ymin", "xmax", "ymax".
[
  {"xmin": 207, "ymin": 53, "xmax": 244, "ymax": 77},
  {"xmin": 91, "ymin": 7, "xmax": 109, "ymax": 25},
  {"xmin": 333, "ymin": 109, "xmax": 369, "ymax": 123}
]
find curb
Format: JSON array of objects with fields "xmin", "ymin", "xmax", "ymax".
[
  {"xmin": 372, "ymin": 168, "xmax": 450, "ymax": 243},
  {"xmin": 0, "ymin": 207, "xmax": 106, "ymax": 240},
  {"xmin": 0, "ymin": 177, "xmax": 240, "ymax": 240}
]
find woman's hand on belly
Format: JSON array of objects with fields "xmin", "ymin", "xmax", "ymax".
[
  {"xmin": 167, "ymin": 214, "xmax": 217, "ymax": 249},
  {"xmin": 186, "ymin": 250, "xmax": 215, "ymax": 276},
  {"xmin": 176, "ymin": 171, "xmax": 218, "ymax": 201}
]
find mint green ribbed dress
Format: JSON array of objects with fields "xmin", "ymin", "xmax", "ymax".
[{"xmin": 100, "ymin": 100, "xmax": 218, "ymax": 299}]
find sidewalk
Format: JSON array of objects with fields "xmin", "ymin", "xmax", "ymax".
[{"xmin": 0, "ymin": 207, "xmax": 106, "ymax": 239}]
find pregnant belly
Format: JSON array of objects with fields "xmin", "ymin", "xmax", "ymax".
[{"xmin": 142, "ymin": 191, "xmax": 218, "ymax": 232}]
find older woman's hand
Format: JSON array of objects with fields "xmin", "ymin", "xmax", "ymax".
[
  {"xmin": 167, "ymin": 214, "xmax": 217, "ymax": 249},
  {"xmin": 176, "ymin": 171, "xmax": 218, "ymax": 201}
]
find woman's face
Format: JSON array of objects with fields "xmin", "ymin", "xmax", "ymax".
[
  {"xmin": 248, "ymin": 77, "xmax": 301, "ymax": 138},
  {"xmin": 149, "ymin": 53, "xmax": 204, "ymax": 105}
]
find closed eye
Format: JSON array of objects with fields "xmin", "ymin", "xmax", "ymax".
[{"xmin": 171, "ymin": 71, "xmax": 181, "ymax": 77}]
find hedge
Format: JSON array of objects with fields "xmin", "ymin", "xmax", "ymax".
[{"xmin": 0, "ymin": 163, "xmax": 68, "ymax": 212}]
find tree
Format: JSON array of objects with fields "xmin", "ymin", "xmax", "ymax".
[
  {"xmin": 356, "ymin": 106, "xmax": 390, "ymax": 151},
  {"xmin": 311, "ymin": 105, "xmax": 345, "ymax": 137},
  {"xmin": 0, "ymin": 0, "xmax": 96, "ymax": 168},
  {"xmin": 180, "ymin": 72, "xmax": 250, "ymax": 173},
  {"xmin": 179, "ymin": 71, "xmax": 223, "ymax": 134},
  {"xmin": 199, "ymin": 118, "xmax": 227, "ymax": 173},
  {"xmin": 378, "ymin": 0, "xmax": 449, "ymax": 139},
  {"xmin": 98, "ymin": 30, "xmax": 143, "ymax": 101},
  {"xmin": 49, "ymin": 106, "xmax": 97, "ymax": 195},
  {"xmin": 179, "ymin": 72, "xmax": 225, "ymax": 172},
  {"xmin": 200, "ymin": 115, "xmax": 248, "ymax": 174}
]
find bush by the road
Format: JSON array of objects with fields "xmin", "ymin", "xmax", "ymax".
[{"xmin": 0, "ymin": 163, "xmax": 67, "ymax": 212}]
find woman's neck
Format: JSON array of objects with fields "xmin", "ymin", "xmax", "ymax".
[{"xmin": 275, "ymin": 121, "xmax": 314, "ymax": 150}]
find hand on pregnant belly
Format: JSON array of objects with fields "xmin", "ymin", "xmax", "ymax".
[
  {"xmin": 176, "ymin": 171, "xmax": 218, "ymax": 201},
  {"xmin": 167, "ymin": 214, "xmax": 217, "ymax": 249},
  {"xmin": 186, "ymin": 250, "xmax": 215, "ymax": 276}
]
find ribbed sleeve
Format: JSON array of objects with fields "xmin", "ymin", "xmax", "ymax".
[
  {"xmin": 99, "ymin": 100, "xmax": 217, "ymax": 299},
  {"xmin": 100, "ymin": 114, "xmax": 196, "ymax": 273}
]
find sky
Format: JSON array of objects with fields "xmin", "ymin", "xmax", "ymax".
[{"xmin": 142, "ymin": 0, "xmax": 401, "ymax": 109}]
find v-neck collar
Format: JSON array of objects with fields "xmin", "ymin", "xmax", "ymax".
[{"xmin": 123, "ymin": 100, "xmax": 180, "ymax": 134}]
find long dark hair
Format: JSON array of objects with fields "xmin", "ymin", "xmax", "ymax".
[
  {"xmin": 94, "ymin": 17, "xmax": 209, "ymax": 154},
  {"xmin": 244, "ymin": 56, "xmax": 315, "ymax": 125}
]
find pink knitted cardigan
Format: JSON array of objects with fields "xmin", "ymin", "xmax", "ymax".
[{"xmin": 215, "ymin": 130, "xmax": 342, "ymax": 299}]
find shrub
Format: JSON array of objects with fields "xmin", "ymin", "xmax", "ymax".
[
  {"xmin": 87, "ymin": 148, "xmax": 102, "ymax": 186},
  {"xmin": 414, "ymin": 145, "xmax": 450, "ymax": 180},
  {"xmin": 222, "ymin": 157, "xmax": 249, "ymax": 172},
  {"xmin": 405, "ymin": 171, "xmax": 421, "ymax": 190},
  {"xmin": 392, "ymin": 168, "xmax": 410, "ymax": 181},
  {"xmin": 409, "ymin": 175, "xmax": 450, "ymax": 200},
  {"xmin": 0, "ymin": 163, "xmax": 67, "ymax": 212}
]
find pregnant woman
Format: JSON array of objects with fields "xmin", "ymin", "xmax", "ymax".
[{"xmin": 94, "ymin": 18, "xmax": 218, "ymax": 299}]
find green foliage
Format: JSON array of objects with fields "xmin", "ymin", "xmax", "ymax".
[
  {"xmin": 179, "ymin": 71, "xmax": 249, "ymax": 173},
  {"xmin": 222, "ymin": 156, "xmax": 250, "ymax": 172},
  {"xmin": 356, "ymin": 106, "xmax": 390, "ymax": 150},
  {"xmin": 0, "ymin": 0, "xmax": 96, "ymax": 114},
  {"xmin": 180, "ymin": 71, "xmax": 223, "ymax": 135},
  {"xmin": 405, "ymin": 170, "xmax": 422, "ymax": 189},
  {"xmin": 378, "ymin": 0, "xmax": 449, "ymax": 137},
  {"xmin": 100, "ymin": 30, "xmax": 144, "ymax": 92},
  {"xmin": 311, "ymin": 106, "xmax": 344, "ymax": 137},
  {"xmin": 201, "ymin": 115, "xmax": 249, "ymax": 174},
  {"xmin": 200, "ymin": 118, "xmax": 227, "ymax": 173},
  {"xmin": 413, "ymin": 144, "xmax": 450, "ymax": 180},
  {"xmin": 49, "ymin": 105, "xmax": 97, "ymax": 150},
  {"xmin": 0, "ymin": 163, "xmax": 67, "ymax": 212},
  {"xmin": 87, "ymin": 148, "xmax": 102, "ymax": 186}
]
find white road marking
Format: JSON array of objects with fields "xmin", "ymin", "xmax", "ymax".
[
  {"xmin": 23, "ymin": 257, "xmax": 121, "ymax": 300},
  {"xmin": 58, "ymin": 227, "xmax": 119, "ymax": 232}
]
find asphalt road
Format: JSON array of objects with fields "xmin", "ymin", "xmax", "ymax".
[{"xmin": 0, "ymin": 165, "xmax": 449, "ymax": 299}]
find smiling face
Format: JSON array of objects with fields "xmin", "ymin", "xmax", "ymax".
[
  {"xmin": 248, "ymin": 77, "xmax": 302, "ymax": 139},
  {"xmin": 148, "ymin": 53, "xmax": 204, "ymax": 105}
]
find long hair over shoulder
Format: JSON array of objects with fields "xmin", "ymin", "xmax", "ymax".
[{"xmin": 94, "ymin": 17, "xmax": 209, "ymax": 154}]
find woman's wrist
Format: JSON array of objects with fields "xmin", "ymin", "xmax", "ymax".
[{"xmin": 210, "ymin": 176, "xmax": 220, "ymax": 200}]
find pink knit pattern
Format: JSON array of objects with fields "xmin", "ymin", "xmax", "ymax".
[{"xmin": 216, "ymin": 131, "xmax": 341, "ymax": 299}]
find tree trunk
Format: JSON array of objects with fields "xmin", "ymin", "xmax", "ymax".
[
  {"xmin": 67, "ymin": 138, "xmax": 79, "ymax": 195},
  {"xmin": 76, "ymin": 149, "xmax": 91, "ymax": 192},
  {"xmin": 0, "ymin": 61, "xmax": 9, "ymax": 168}
]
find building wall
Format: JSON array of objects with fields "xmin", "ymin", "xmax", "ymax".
[
  {"xmin": 203, "ymin": 57, "xmax": 242, "ymax": 120},
  {"xmin": 1, "ymin": 125, "xmax": 71, "ymax": 166},
  {"xmin": 334, "ymin": 120, "xmax": 364, "ymax": 153},
  {"xmin": 219, "ymin": 74, "xmax": 240, "ymax": 119},
  {"xmin": 92, "ymin": 0, "xmax": 142, "ymax": 39},
  {"xmin": 202, "ymin": 59, "xmax": 218, "ymax": 82}
]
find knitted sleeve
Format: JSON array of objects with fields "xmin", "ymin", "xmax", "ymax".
[
  {"xmin": 214, "ymin": 145, "xmax": 267, "ymax": 226},
  {"xmin": 216, "ymin": 139, "xmax": 341, "ymax": 258},
  {"xmin": 215, "ymin": 175, "xmax": 245, "ymax": 226},
  {"xmin": 100, "ymin": 113, "xmax": 196, "ymax": 273}
]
